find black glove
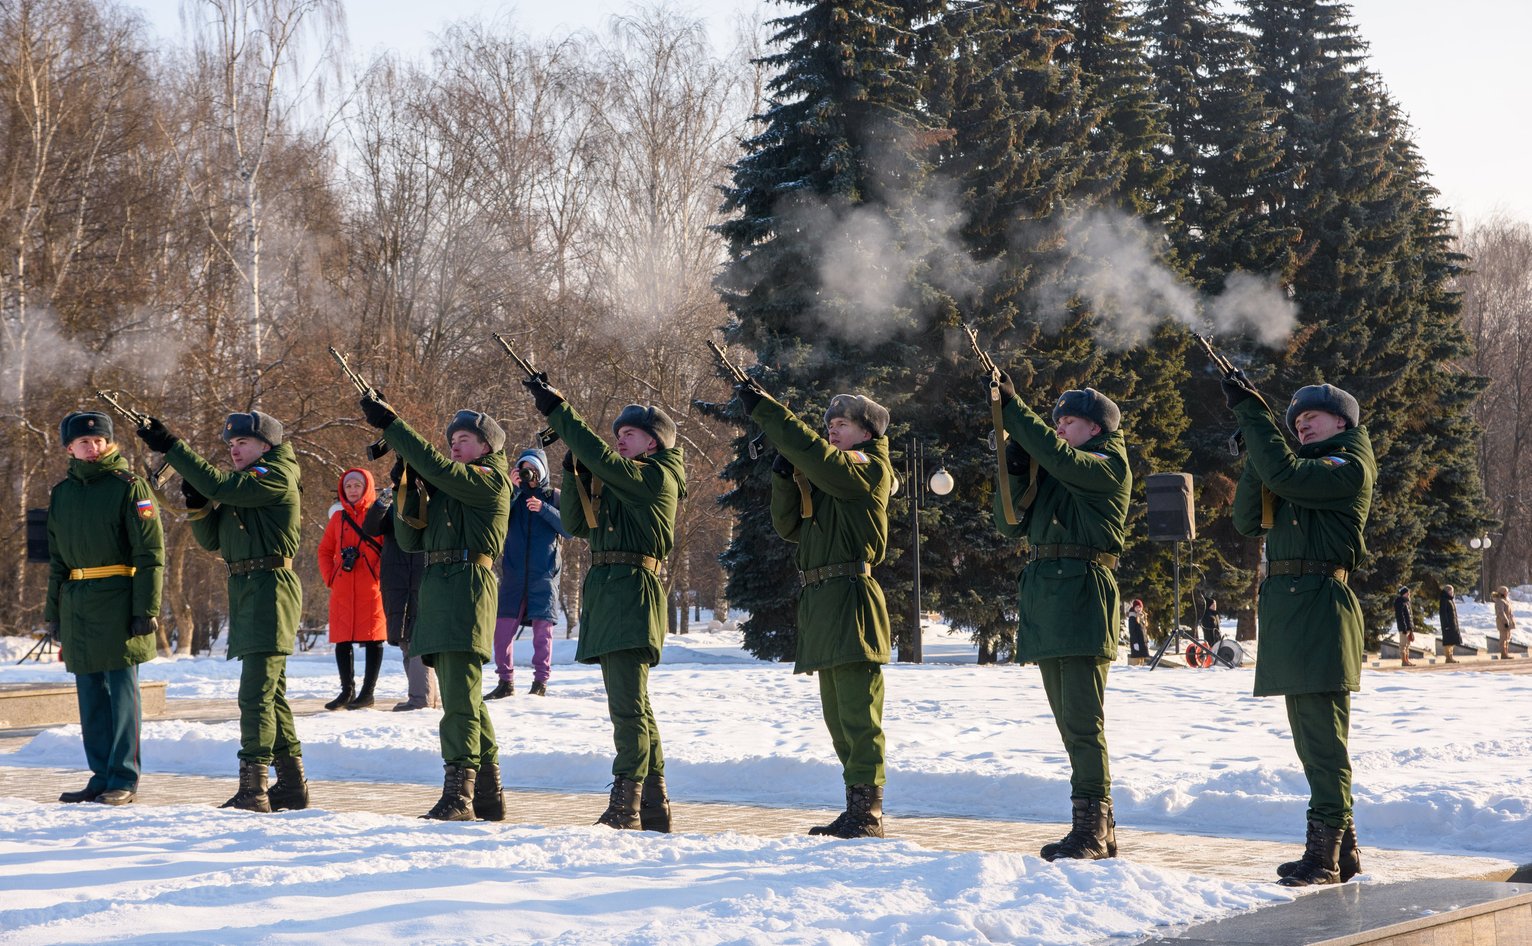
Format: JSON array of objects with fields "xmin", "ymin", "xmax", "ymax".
[
  {"xmin": 1004, "ymin": 438, "xmax": 1030, "ymax": 476},
  {"xmin": 771, "ymin": 452, "xmax": 795, "ymax": 478},
  {"xmin": 1221, "ymin": 370, "xmax": 1259, "ymax": 410},
  {"xmin": 130, "ymin": 616, "xmax": 158, "ymax": 637},
  {"xmin": 736, "ymin": 380, "xmax": 768, "ymax": 413},
  {"xmin": 522, "ymin": 373, "xmax": 565, "ymax": 416},
  {"xmin": 388, "ymin": 456, "xmax": 405, "ymax": 489},
  {"xmin": 136, "ymin": 417, "xmax": 178, "ymax": 453},
  {"xmin": 982, "ymin": 371, "xmax": 1017, "ymax": 401},
  {"xmin": 359, "ymin": 393, "xmax": 398, "ymax": 429},
  {"xmin": 181, "ymin": 478, "xmax": 208, "ymax": 509},
  {"xmin": 561, "ymin": 449, "xmax": 576, "ymax": 473},
  {"xmin": 47, "ymin": 620, "xmax": 60, "ymax": 642}
]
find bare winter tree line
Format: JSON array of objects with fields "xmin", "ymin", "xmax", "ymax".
[{"xmin": 0, "ymin": 0, "xmax": 760, "ymax": 652}]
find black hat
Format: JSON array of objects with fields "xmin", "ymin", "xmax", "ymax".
[
  {"xmin": 222, "ymin": 411, "xmax": 284, "ymax": 447},
  {"xmin": 60, "ymin": 411, "xmax": 113, "ymax": 446},
  {"xmin": 1285, "ymin": 383, "xmax": 1360, "ymax": 434},
  {"xmin": 823, "ymin": 394, "xmax": 889, "ymax": 439},
  {"xmin": 612, "ymin": 404, "xmax": 677, "ymax": 450},
  {"xmin": 445, "ymin": 410, "xmax": 506, "ymax": 453},
  {"xmin": 1052, "ymin": 388, "xmax": 1120, "ymax": 433}
]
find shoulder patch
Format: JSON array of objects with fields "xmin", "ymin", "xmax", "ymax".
[
  {"xmin": 847, "ymin": 450, "xmax": 870, "ymax": 464},
  {"xmin": 1321, "ymin": 455, "xmax": 1349, "ymax": 467},
  {"xmin": 1087, "ymin": 452, "xmax": 1109, "ymax": 460},
  {"xmin": 135, "ymin": 498, "xmax": 156, "ymax": 520},
  {"xmin": 472, "ymin": 465, "xmax": 492, "ymax": 476},
  {"xmin": 112, "ymin": 470, "xmax": 139, "ymax": 484},
  {"xmin": 250, "ymin": 465, "xmax": 270, "ymax": 478}
]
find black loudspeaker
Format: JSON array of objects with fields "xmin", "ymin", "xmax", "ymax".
[
  {"xmin": 26, "ymin": 508, "xmax": 50, "ymax": 563},
  {"xmin": 1145, "ymin": 472, "xmax": 1195, "ymax": 542}
]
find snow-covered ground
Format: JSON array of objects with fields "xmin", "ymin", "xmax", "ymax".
[{"xmin": 1, "ymin": 593, "xmax": 1529, "ymax": 945}]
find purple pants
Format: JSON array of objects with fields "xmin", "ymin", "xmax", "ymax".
[{"xmin": 494, "ymin": 607, "xmax": 553, "ymax": 684}]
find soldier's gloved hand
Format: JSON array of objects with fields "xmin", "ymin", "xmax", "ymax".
[
  {"xmin": 358, "ymin": 393, "xmax": 398, "ymax": 429},
  {"xmin": 561, "ymin": 449, "xmax": 576, "ymax": 473},
  {"xmin": 136, "ymin": 417, "xmax": 178, "ymax": 453},
  {"xmin": 982, "ymin": 371, "xmax": 1017, "ymax": 401},
  {"xmin": 47, "ymin": 620, "xmax": 60, "ymax": 642},
  {"xmin": 736, "ymin": 380, "xmax": 768, "ymax": 413},
  {"xmin": 1004, "ymin": 438, "xmax": 1030, "ymax": 476},
  {"xmin": 522, "ymin": 373, "xmax": 565, "ymax": 416},
  {"xmin": 130, "ymin": 616, "xmax": 158, "ymax": 637},
  {"xmin": 181, "ymin": 478, "xmax": 208, "ymax": 510},
  {"xmin": 1221, "ymin": 370, "xmax": 1259, "ymax": 410},
  {"xmin": 771, "ymin": 452, "xmax": 795, "ymax": 478}
]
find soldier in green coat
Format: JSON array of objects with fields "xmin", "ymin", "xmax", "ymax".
[
  {"xmin": 46, "ymin": 411, "xmax": 164, "ymax": 806},
  {"xmin": 1227, "ymin": 379, "xmax": 1375, "ymax": 887},
  {"xmin": 138, "ymin": 410, "xmax": 309, "ymax": 813},
  {"xmin": 523, "ymin": 375, "xmax": 684, "ymax": 831},
  {"xmin": 989, "ymin": 378, "xmax": 1130, "ymax": 861},
  {"xmin": 740, "ymin": 384, "xmax": 894, "ymax": 839},
  {"xmin": 359, "ymin": 396, "xmax": 511, "ymax": 822}
]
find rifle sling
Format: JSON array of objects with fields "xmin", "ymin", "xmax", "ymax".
[
  {"xmin": 397, "ymin": 464, "xmax": 427, "ymax": 529},
  {"xmin": 991, "ymin": 383, "xmax": 1019, "ymax": 525},
  {"xmin": 793, "ymin": 470, "xmax": 813, "ymax": 519}
]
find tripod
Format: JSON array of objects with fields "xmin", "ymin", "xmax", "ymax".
[
  {"xmin": 1148, "ymin": 624, "xmax": 1234, "ymax": 669},
  {"xmin": 17, "ymin": 634, "xmax": 57, "ymax": 664}
]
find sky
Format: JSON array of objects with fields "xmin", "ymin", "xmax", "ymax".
[{"xmin": 126, "ymin": 0, "xmax": 1531, "ymax": 227}]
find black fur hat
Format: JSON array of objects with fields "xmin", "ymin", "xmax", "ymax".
[
  {"xmin": 60, "ymin": 411, "xmax": 113, "ymax": 446},
  {"xmin": 612, "ymin": 404, "xmax": 677, "ymax": 450},
  {"xmin": 222, "ymin": 411, "xmax": 284, "ymax": 447},
  {"xmin": 1285, "ymin": 383, "xmax": 1360, "ymax": 434},
  {"xmin": 446, "ymin": 409, "xmax": 506, "ymax": 453},
  {"xmin": 1052, "ymin": 388, "xmax": 1121, "ymax": 433},
  {"xmin": 823, "ymin": 394, "xmax": 889, "ymax": 439}
]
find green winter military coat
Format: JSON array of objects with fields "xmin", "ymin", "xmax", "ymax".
[
  {"xmin": 45, "ymin": 450, "xmax": 165, "ymax": 674},
  {"xmin": 384, "ymin": 419, "xmax": 510, "ymax": 664},
  {"xmin": 171, "ymin": 440, "xmax": 303, "ymax": 660},
  {"xmin": 1231, "ymin": 400, "xmax": 1375, "ymax": 696},
  {"xmin": 549, "ymin": 403, "xmax": 685, "ymax": 666},
  {"xmin": 992, "ymin": 396, "xmax": 1131, "ymax": 662},
  {"xmin": 753, "ymin": 399, "xmax": 893, "ymax": 674}
]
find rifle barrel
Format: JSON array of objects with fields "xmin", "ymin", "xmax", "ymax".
[{"xmin": 492, "ymin": 333, "xmax": 538, "ymax": 377}]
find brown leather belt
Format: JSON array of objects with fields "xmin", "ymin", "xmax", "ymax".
[
  {"xmin": 1025, "ymin": 544, "xmax": 1119, "ymax": 570},
  {"xmin": 68, "ymin": 565, "xmax": 136, "ymax": 581},
  {"xmin": 1268, "ymin": 559, "xmax": 1348, "ymax": 584},
  {"xmin": 801, "ymin": 561, "xmax": 871, "ymax": 585},
  {"xmin": 426, "ymin": 548, "xmax": 494, "ymax": 569},
  {"xmin": 228, "ymin": 556, "xmax": 293, "ymax": 576},
  {"xmin": 591, "ymin": 550, "xmax": 662, "ymax": 573}
]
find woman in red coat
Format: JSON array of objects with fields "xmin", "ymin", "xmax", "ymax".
[{"xmin": 318, "ymin": 468, "xmax": 387, "ymax": 709}]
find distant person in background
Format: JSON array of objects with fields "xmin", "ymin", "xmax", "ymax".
[
  {"xmin": 1437, "ymin": 585, "xmax": 1461, "ymax": 664},
  {"xmin": 363, "ymin": 462, "xmax": 436, "ymax": 712},
  {"xmin": 487, "ymin": 447, "xmax": 568, "ymax": 699},
  {"xmin": 46, "ymin": 411, "xmax": 164, "ymax": 806},
  {"xmin": 1126, "ymin": 600, "xmax": 1149, "ymax": 665},
  {"xmin": 1393, "ymin": 587, "xmax": 1414, "ymax": 667},
  {"xmin": 1200, "ymin": 596, "xmax": 1221, "ymax": 645},
  {"xmin": 318, "ymin": 468, "xmax": 387, "ymax": 710},
  {"xmin": 1492, "ymin": 586, "xmax": 1516, "ymax": 658}
]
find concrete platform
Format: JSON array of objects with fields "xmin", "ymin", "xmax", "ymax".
[
  {"xmin": 0, "ymin": 681, "xmax": 167, "ymax": 728},
  {"xmin": 1135, "ymin": 879, "xmax": 1532, "ymax": 946}
]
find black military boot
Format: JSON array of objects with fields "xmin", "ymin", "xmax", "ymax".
[
  {"xmin": 421, "ymin": 764, "xmax": 476, "ymax": 821},
  {"xmin": 595, "ymin": 776, "xmax": 642, "ymax": 829},
  {"xmin": 268, "ymin": 756, "xmax": 310, "ymax": 811},
  {"xmin": 484, "ymin": 680, "xmax": 514, "ymax": 700},
  {"xmin": 1041, "ymin": 797, "xmax": 1117, "ymax": 861},
  {"xmin": 1279, "ymin": 822, "xmax": 1361, "ymax": 882},
  {"xmin": 473, "ymin": 761, "xmax": 506, "ymax": 822},
  {"xmin": 639, "ymin": 773, "xmax": 671, "ymax": 833},
  {"xmin": 1278, "ymin": 818, "xmax": 1344, "ymax": 887},
  {"xmin": 826, "ymin": 785, "xmax": 884, "ymax": 839},
  {"xmin": 59, "ymin": 786, "xmax": 102, "ymax": 804},
  {"xmin": 808, "ymin": 786, "xmax": 853, "ymax": 837},
  {"xmin": 219, "ymin": 760, "xmax": 272, "ymax": 813}
]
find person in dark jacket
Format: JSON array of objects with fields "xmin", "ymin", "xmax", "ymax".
[
  {"xmin": 1394, "ymin": 587, "xmax": 1415, "ymax": 667},
  {"xmin": 1438, "ymin": 585, "xmax": 1461, "ymax": 663},
  {"xmin": 138, "ymin": 409, "xmax": 309, "ymax": 813},
  {"xmin": 1126, "ymin": 600, "xmax": 1149, "ymax": 665},
  {"xmin": 1200, "ymin": 596, "xmax": 1221, "ymax": 646},
  {"xmin": 487, "ymin": 447, "xmax": 569, "ymax": 699},
  {"xmin": 47, "ymin": 411, "xmax": 164, "ymax": 806},
  {"xmin": 362, "ymin": 468, "xmax": 435, "ymax": 711}
]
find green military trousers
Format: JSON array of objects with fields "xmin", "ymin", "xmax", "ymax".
[
  {"xmin": 1037, "ymin": 656, "xmax": 1111, "ymax": 801},
  {"xmin": 818, "ymin": 661, "xmax": 886, "ymax": 787},
  {"xmin": 435, "ymin": 651, "xmax": 498, "ymax": 769},
  {"xmin": 599, "ymin": 648, "xmax": 664, "ymax": 780},
  {"xmin": 237, "ymin": 654, "xmax": 301, "ymax": 764},
  {"xmin": 1285, "ymin": 691, "xmax": 1353, "ymax": 828},
  {"xmin": 74, "ymin": 666, "xmax": 142, "ymax": 792}
]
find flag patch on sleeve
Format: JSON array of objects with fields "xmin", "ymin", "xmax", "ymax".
[
  {"xmin": 1321, "ymin": 456, "xmax": 1349, "ymax": 467},
  {"xmin": 135, "ymin": 499, "xmax": 155, "ymax": 519},
  {"xmin": 250, "ymin": 465, "xmax": 269, "ymax": 477},
  {"xmin": 472, "ymin": 465, "xmax": 492, "ymax": 475},
  {"xmin": 847, "ymin": 450, "xmax": 870, "ymax": 464},
  {"xmin": 1087, "ymin": 452, "xmax": 1109, "ymax": 460}
]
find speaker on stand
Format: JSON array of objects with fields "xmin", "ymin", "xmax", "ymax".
[{"xmin": 1143, "ymin": 474, "xmax": 1228, "ymax": 669}]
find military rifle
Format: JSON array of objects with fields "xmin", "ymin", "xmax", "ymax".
[
  {"xmin": 490, "ymin": 333, "xmax": 559, "ymax": 447},
  {"xmin": 963, "ymin": 323, "xmax": 1019, "ymax": 526},
  {"xmin": 707, "ymin": 339, "xmax": 768, "ymax": 461},
  {"xmin": 1192, "ymin": 333, "xmax": 1289, "ymax": 456},
  {"xmin": 328, "ymin": 346, "xmax": 392, "ymax": 460},
  {"xmin": 95, "ymin": 389, "xmax": 174, "ymax": 490}
]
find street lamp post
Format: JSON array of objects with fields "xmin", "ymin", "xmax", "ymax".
[
  {"xmin": 901, "ymin": 439, "xmax": 953, "ymax": 663},
  {"xmin": 1469, "ymin": 534, "xmax": 1495, "ymax": 602}
]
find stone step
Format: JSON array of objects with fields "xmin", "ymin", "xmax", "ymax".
[{"xmin": 0, "ymin": 681, "xmax": 167, "ymax": 728}]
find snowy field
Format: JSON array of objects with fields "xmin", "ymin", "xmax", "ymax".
[{"xmin": 1, "ymin": 594, "xmax": 1529, "ymax": 944}]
